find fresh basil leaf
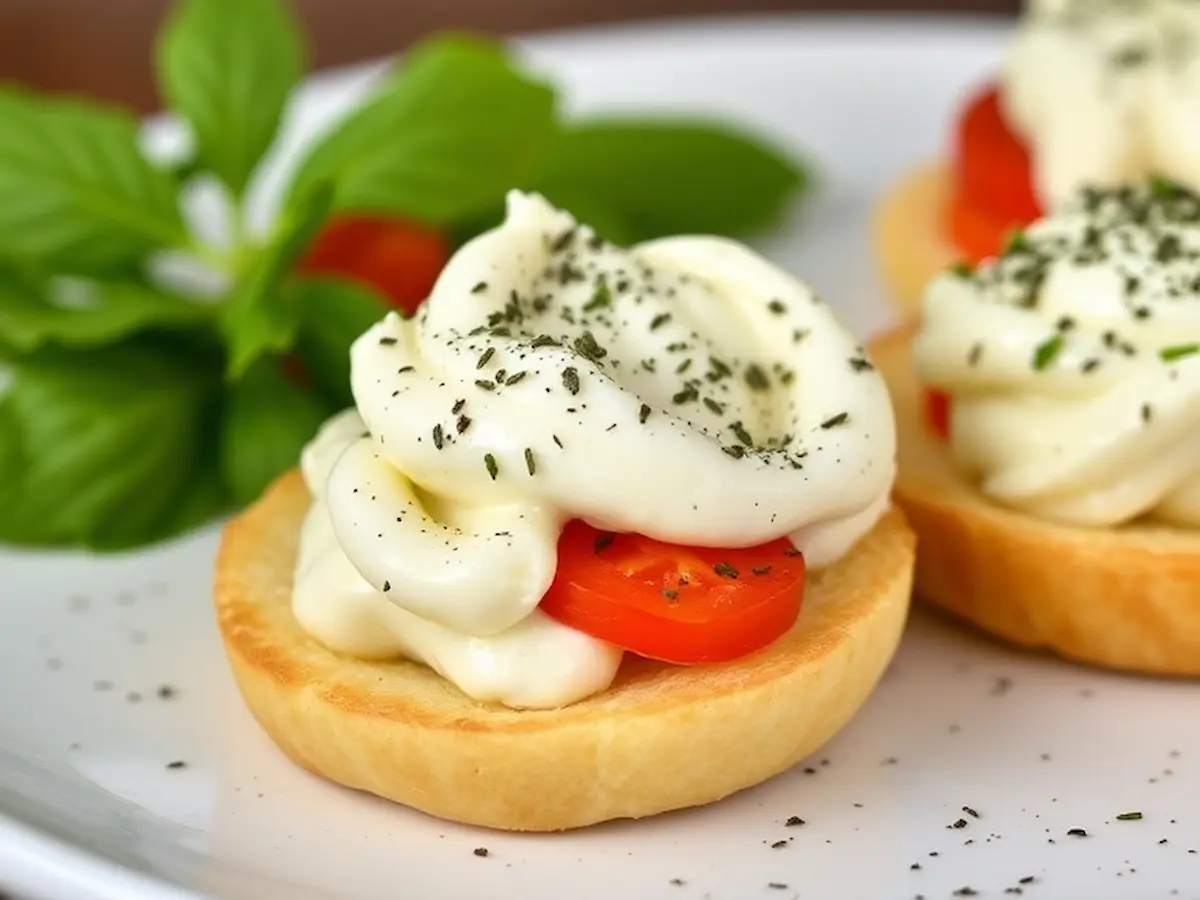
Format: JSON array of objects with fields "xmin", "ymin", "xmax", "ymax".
[
  {"xmin": 0, "ymin": 88, "xmax": 187, "ymax": 274},
  {"xmin": 0, "ymin": 257, "xmax": 48, "ymax": 296},
  {"xmin": 88, "ymin": 393, "xmax": 227, "ymax": 552},
  {"xmin": 287, "ymin": 35, "xmax": 557, "ymax": 224},
  {"xmin": 145, "ymin": 455, "xmax": 227, "ymax": 548},
  {"xmin": 534, "ymin": 119, "xmax": 805, "ymax": 241},
  {"xmin": 291, "ymin": 276, "xmax": 388, "ymax": 407},
  {"xmin": 219, "ymin": 358, "xmax": 331, "ymax": 506},
  {"xmin": 157, "ymin": 0, "xmax": 304, "ymax": 196},
  {"xmin": 536, "ymin": 189, "xmax": 637, "ymax": 246},
  {"xmin": 0, "ymin": 278, "xmax": 211, "ymax": 353},
  {"xmin": 0, "ymin": 342, "xmax": 221, "ymax": 550},
  {"xmin": 220, "ymin": 283, "xmax": 298, "ymax": 382},
  {"xmin": 220, "ymin": 181, "xmax": 334, "ymax": 378}
]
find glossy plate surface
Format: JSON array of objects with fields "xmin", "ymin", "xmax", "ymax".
[{"xmin": 2, "ymin": 15, "xmax": 1198, "ymax": 900}]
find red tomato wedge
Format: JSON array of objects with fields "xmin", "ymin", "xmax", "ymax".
[
  {"xmin": 924, "ymin": 388, "xmax": 951, "ymax": 440},
  {"xmin": 299, "ymin": 215, "xmax": 450, "ymax": 317},
  {"xmin": 539, "ymin": 520, "xmax": 806, "ymax": 665},
  {"xmin": 947, "ymin": 83, "xmax": 1043, "ymax": 262},
  {"xmin": 948, "ymin": 192, "xmax": 1019, "ymax": 265}
]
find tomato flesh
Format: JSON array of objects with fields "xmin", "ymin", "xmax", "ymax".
[
  {"xmin": 948, "ymin": 192, "xmax": 1019, "ymax": 266},
  {"xmin": 933, "ymin": 81, "xmax": 1038, "ymax": 438},
  {"xmin": 947, "ymin": 83, "xmax": 1043, "ymax": 262},
  {"xmin": 924, "ymin": 388, "xmax": 951, "ymax": 440},
  {"xmin": 539, "ymin": 520, "xmax": 806, "ymax": 665},
  {"xmin": 299, "ymin": 215, "xmax": 450, "ymax": 317}
]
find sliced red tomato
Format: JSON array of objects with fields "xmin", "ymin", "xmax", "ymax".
[
  {"xmin": 953, "ymin": 84, "xmax": 1041, "ymax": 221},
  {"xmin": 948, "ymin": 190, "xmax": 1019, "ymax": 265},
  {"xmin": 299, "ymin": 215, "xmax": 450, "ymax": 317},
  {"xmin": 924, "ymin": 388, "xmax": 951, "ymax": 441},
  {"xmin": 539, "ymin": 520, "xmax": 806, "ymax": 665},
  {"xmin": 947, "ymin": 82, "xmax": 1043, "ymax": 262}
]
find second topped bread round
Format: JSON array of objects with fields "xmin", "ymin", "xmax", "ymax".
[{"xmin": 873, "ymin": 178, "xmax": 1200, "ymax": 675}]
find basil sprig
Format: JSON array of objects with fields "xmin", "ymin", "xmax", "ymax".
[{"xmin": 0, "ymin": 0, "xmax": 809, "ymax": 550}]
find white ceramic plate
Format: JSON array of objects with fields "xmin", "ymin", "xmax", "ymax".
[{"xmin": 3, "ymin": 14, "xmax": 1199, "ymax": 900}]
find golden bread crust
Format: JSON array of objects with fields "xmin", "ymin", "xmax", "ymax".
[
  {"xmin": 873, "ymin": 163, "xmax": 958, "ymax": 315},
  {"xmin": 871, "ymin": 324, "xmax": 1200, "ymax": 675},
  {"xmin": 214, "ymin": 470, "xmax": 915, "ymax": 831}
]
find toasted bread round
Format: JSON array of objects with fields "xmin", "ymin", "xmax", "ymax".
[
  {"xmin": 214, "ymin": 470, "xmax": 915, "ymax": 831},
  {"xmin": 871, "ymin": 325, "xmax": 1200, "ymax": 676},
  {"xmin": 873, "ymin": 163, "xmax": 959, "ymax": 316}
]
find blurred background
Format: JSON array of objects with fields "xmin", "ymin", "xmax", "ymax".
[{"xmin": 1, "ymin": 0, "xmax": 1016, "ymax": 113}]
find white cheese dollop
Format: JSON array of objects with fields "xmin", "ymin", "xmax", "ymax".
[
  {"xmin": 294, "ymin": 191, "xmax": 896, "ymax": 708},
  {"xmin": 915, "ymin": 182, "xmax": 1200, "ymax": 527},
  {"xmin": 1003, "ymin": 0, "xmax": 1200, "ymax": 208}
]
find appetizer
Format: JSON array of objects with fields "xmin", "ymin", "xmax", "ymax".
[
  {"xmin": 871, "ymin": 178, "xmax": 1200, "ymax": 675},
  {"xmin": 875, "ymin": 0, "xmax": 1200, "ymax": 311},
  {"xmin": 215, "ymin": 192, "xmax": 915, "ymax": 831}
]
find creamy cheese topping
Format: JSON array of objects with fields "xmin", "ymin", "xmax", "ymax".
[
  {"xmin": 296, "ymin": 410, "xmax": 624, "ymax": 710},
  {"xmin": 1002, "ymin": 0, "xmax": 1200, "ymax": 208},
  {"xmin": 914, "ymin": 181, "xmax": 1200, "ymax": 527},
  {"xmin": 294, "ymin": 191, "xmax": 896, "ymax": 708}
]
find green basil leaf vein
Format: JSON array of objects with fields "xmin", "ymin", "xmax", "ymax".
[
  {"xmin": 0, "ymin": 88, "xmax": 187, "ymax": 273},
  {"xmin": 220, "ymin": 180, "xmax": 335, "ymax": 378}
]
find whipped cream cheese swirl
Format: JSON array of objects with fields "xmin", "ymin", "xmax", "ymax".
[
  {"xmin": 295, "ymin": 191, "xmax": 895, "ymax": 708},
  {"xmin": 915, "ymin": 181, "xmax": 1200, "ymax": 527},
  {"xmin": 1002, "ymin": 0, "xmax": 1200, "ymax": 208}
]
